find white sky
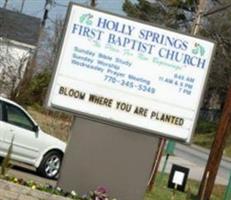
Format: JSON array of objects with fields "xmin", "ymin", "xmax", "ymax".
[{"xmin": 0, "ymin": 0, "xmax": 138, "ymax": 20}]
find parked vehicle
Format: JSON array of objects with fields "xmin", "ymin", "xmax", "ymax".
[{"xmin": 0, "ymin": 96, "xmax": 66, "ymax": 179}]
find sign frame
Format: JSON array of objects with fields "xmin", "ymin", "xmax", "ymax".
[
  {"xmin": 46, "ymin": 2, "xmax": 216, "ymax": 143},
  {"xmin": 168, "ymin": 164, "xmax": 190, "ymax": 192}
]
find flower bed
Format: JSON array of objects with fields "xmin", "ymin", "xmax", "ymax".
[{"xmin": 0, "ymin": 175, "xmax": 117, "ymax": 200}]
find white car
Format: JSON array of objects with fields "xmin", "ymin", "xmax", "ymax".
[{"xmin": 0, "ymin": 96, "xmax": 66, "ymax": 179}]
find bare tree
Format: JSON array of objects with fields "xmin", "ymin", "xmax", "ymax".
[
  {"xmin": 11, "ymin": 18, "xmax": 64, "ymax": 105},
  {"xmin": 37, "ymin": 17, "xmax": 64, "ymax": 72},
  {"xmin": 0, "ymin": 37, "xmax": 33, "ymax": 98}
]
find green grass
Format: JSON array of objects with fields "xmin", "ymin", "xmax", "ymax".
[
  {"xmin": 193, "ymin": 119, "xmax": 231, "ymax": 157},
  {"xmin": 193, "ymin": 133, "xmax": 214, "ymax": 149},
  {"xmin": 194, "ymin": 119, "xmax": 217, "ymax": 146},
  {"xmin": 145, "ymin": 173, "xmax": 225, "ymax": 200},
  {"xmin": 193, "ymin": 132, "xmax": 231, "ymax": 157}
]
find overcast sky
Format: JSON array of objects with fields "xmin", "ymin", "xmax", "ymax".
[{"xmin": 0, "ymin": 0, "xmax": 138, "ymax": 20}]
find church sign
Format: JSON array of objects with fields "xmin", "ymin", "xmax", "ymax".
[{"xmin": 47, "ymin": 3, "xmax": 215, "ymax": 142}]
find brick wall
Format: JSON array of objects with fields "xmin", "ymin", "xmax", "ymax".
[{"xmin": 0, "ymin": 179, "xmax": 72, "ymax": 200}]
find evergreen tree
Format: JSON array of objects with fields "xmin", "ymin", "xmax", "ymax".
[{"xmin": 123, "ymin": 0, "xmax": 198, "ymax": 31}]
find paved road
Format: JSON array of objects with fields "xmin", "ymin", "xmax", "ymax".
[
  {"xmin": 1, "ymin": 143, "xmax": 230, "ymax": 186},
  {"xmin": 159, "ymin": 143, "xmax": 231, "ymax": 185}
]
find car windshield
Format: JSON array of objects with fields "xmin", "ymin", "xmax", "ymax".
[
  {"xmin": 6, "ymin": 103, "xmax": 35, "ymax": 131},
  {"xmin": 0, "ymin": 101, "xmax": 2, "ymax": 120}
]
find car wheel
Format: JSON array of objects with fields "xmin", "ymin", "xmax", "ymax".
[{"xmin": 37, "ymin": 151, "xmax": 63, "ymax": 179}]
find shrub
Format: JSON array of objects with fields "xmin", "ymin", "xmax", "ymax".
[
  {"xmin": 195, "ymin": 119, "xmax": 217, "ymax": 134},
  {"xmin": 16, "ymin": 69, "xmax": 51, "ymax": 106}
]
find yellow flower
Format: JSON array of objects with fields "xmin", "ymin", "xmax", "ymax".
[
  {"xmin": 31, "ymin": 185, "xmax": 36, "ymax": 190},
  {"xmin": 13, "ymin": 178, "xmax": 18, "ymax": 183}
]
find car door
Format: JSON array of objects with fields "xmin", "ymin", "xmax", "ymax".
[
  {"xmin": 1, "ymin": 102, "xmax": 40, "ymax": 165},
  {"xmin": 0, "ymin": 100, "xmax": 5, "ymax": 156}
]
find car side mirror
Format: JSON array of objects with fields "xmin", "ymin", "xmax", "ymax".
[{"xmin": 33, "ymin": 125, "xmax": 39, "ymax": 133}]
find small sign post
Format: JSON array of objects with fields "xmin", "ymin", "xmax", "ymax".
[
  {"xmin": 168, "ymin": 164, "xmax": 189, "ymax": 192},
  {"xmin": 166, "ymin": 140, "xmax": 176, "ymax": 155},
  {"xmin": 159, "ymin": 140, "xmax": 176, "ymax": 183}
]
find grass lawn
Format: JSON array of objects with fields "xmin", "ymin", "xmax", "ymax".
[
  {"xmin": 145, "ymin": 174, "xmax": 225, "ymax": 200},
  {"xmin": 193, "ymin": 119, "xmax": 231, "ymax": 157}
]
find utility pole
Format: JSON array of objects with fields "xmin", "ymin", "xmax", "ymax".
[
  {"xmin": 198, "ymin": 87, "xmax": 231, "ymax": 200},
  {"xmin": 91, "ymin": 0, "xmax": 96, "ymax": 7},
  {"xmin": 191, "ymin": 1, "xmax": 231, "ymax": 199},
  {"xmin": 20, "ymin": 0, "xmax": 26, "ymax": 13},
  {"xmin": 191, "ymin": 0, "xmax": 231, "ymax": 199},
  {"xmin": 13, "ymin": 0, "xmax": 50, "ymax": 99},
  {"xmin": 3, "ymin": 0, "xmax": 9, "ymax": 8},
  {"xmin": 42, "ymin": 0, "xmax": 53, "ymax": 27}
]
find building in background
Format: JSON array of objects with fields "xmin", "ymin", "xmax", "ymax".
[{"xmin": 0, "ymin": 8, "xmax": 40, "ymax": 97}]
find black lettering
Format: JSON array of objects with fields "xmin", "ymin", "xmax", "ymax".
[
  {"xmin": 150, "ymin": 111, "xmax": 184, "ymax": 127},
  {"xmin": 59, "ymin": 86, "xmax": 65, "ymax": 94},
  {"xmin": 89, "ymin": 94, "xmax": 113, "ymax": 108},
  {"xmin": 134, "ymin": 106, "xmax": 148, "ymax": 117},
  {"xmin": 116, "ymin": 101, "xmax": 132, "ymax": 112},
  {"xmin": 59, "ymin": 86, "xmax": 85, "ymax": 100}
]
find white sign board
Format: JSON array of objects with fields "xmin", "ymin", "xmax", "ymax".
[
  {"xmin": 173, "ymin": 171, "xmax": 185, "ymax": 186},
  {"xmin": 47, "ymin": 3, "xmax": 215, "ymax": 142}
]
